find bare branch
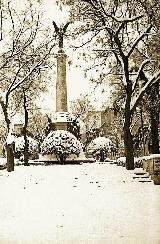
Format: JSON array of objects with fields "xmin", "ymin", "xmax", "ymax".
[
  {"xmin": 14, "ymin": 14, "xmax": 40, "ymax": 56},
  {"xmin": 115, "ymin": 22, "xmax": 126, "ymax": 36},
  {"xmin": 132, "ymin": 59, "xmax": 150, "ymax": 92},
  {"xmin": 131, "ymin": 71, "xmax": 160, "ymax": 113},
  {"xmin": 0, "ymin": 97, "xmax": 10, "ymax": 131},
  {"xmin": 9, "ymin": 45, "xmax": 55, "ymax": 93},
  {"xmin": 98, "ymin": 0, "xmax": 108, "ymax": 18},
  {"xmin": 7, "ymin": 61, "xmax": 31, "ymax": 95},
  {"xmin": 127, "ymin": 24, "xmax": 152, "ymax": 57},
  {"xmin": 113, "ymin": 14, "xmax": 144, "ymax": 23},
  {"xmin": 89, "ymin": 0, "xmax": 143, "ymax": 23},
  {"xmin": 8, "ymin": 1, "xmax": 15, "ymax": 54},
  {"xmin": 0, "ymin": 0, "xmax": 2, "ymax": 40},
  {"xmin": 0, "ymin": 7, "xmax": 40, "ymax": 70},
  {"xmin": 71, "ymin": 30, "xmax": 100, "ymax": 48},
  {"xmin": 101, "ymin": 19, "xmax": 125, "ymax": 60},
  {"xmin": 14, "ymin": 14, "xmax": 27, "ymax": 41},
  {"xmin": 8, "ymin": 1, "xmax": 15, "ymax": 33}
]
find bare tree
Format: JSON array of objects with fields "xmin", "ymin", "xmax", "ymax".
[
  {"xmin": 57, "ymin": 0, "xmax": 160, "ymax": 169},
  {"xmin": 0, "ymin": 1, "xmax": 55, "ymax": 169}
]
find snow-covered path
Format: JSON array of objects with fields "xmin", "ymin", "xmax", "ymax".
[{"xmin": 0, "ymin": 162, "xmax": 160, "ymax": 244}]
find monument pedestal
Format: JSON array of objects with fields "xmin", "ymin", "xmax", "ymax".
[
  {"xmin": 55, "ymin": 122, "xmax": 67, "ymax": 131},
  {"xmin": 53, "ymin": 112, "xmax": 71, "ymax": 131}
]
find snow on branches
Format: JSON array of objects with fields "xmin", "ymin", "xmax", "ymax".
[
  {"xmin": 15, "ymin": 136, "xmax": 39, "ymax": 158},
  {"xmin": 41, "ymin": 130, "xmax": 82, "ymax": 163},
  {"xmin": 87, "ymin": 136, "xmax": 113, "ymax": 161}
]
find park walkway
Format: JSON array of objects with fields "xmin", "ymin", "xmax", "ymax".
[{"xmin": 0, "ymin": 161, "xmax": 160, "ymax": 244}]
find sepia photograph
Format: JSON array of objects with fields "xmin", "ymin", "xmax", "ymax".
[{"xmin": 0, "ymin": 0, "xmax": 160, "ymax": 243}]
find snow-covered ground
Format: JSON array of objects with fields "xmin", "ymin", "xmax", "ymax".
[{"xmin": 0, "ymin": 161, "xmax": 160, "ymax": 244}]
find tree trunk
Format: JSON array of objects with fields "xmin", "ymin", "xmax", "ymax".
[
  {"xmin": 24, "ymin": 133, "xmax": 29, "ymax": 166},
  {"xmin": 150, "ymin": 84, "xmax": 159, "ymax": 154},
  {"xmin": 150, "ymin": 110, "xmax": 159, "ymax": 154},
  {"xmin": 124, "ymin": 107, "xmax": 134, "ymax": 170},
  {"xmin": 6, "ymin": 144, "xmax": 14, "ymax": 172},
  {"xmin": 0, "ymin": 98, "xmax": 10, "ymax": 132},
  {"xmin": 23, "ymin": 91, "xmax": 29, "ymax": 166},
  {"xmin": 59, "ymin": 154, "xmax": 65, "ymax": 164},
  {"xmin": 140, "ymin": 108, "xmax": 146, "ymax": 156},
  {"xmin": 99, "ymin": 149, "xmax": 105, "ymax": 162},
  {"xmin": 0, "ymin": 98, "xmax": 14, "ymax": 170},
  {"xmin": 123, "ymin": 58, "xmax": 134, "ymax": 170}
]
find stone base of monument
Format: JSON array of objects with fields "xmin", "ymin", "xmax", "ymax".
[
  {"xmin": 53, "ymin": 112, "xmax": 71, "ymax": 131},
  {"xmin": 35, "ymin": 149, "xmax": 95, "ymax": 164}
]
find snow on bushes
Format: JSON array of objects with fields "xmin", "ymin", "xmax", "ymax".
[
  {"xmin": 117, "ymin": 157, "xmax": 143, "ymax": 168},
  {"xmin": 15, "ymin": 136, "xmax": 39, "ymax": 159},
  {"xmin": 87, "ymin": 137, "xmax": 113, "ymax": 162},
  {"xmin": 0, "ymin": 158, "xmax": 7, "ymax": 170},
  {"xmin": 41, "ymin": 130, "xmax": 81, "ymax": 163}
]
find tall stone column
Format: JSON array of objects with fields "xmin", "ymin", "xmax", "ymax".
[
  {"xmin": 55, "ymin": 50, "xmax": 68, "ymax": 130},
  {"xmin": 56, "ymin": 50, "xmax": 67, "ymax": 112}
]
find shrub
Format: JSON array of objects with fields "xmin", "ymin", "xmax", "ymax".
[
  {"xmin": 41, "ymin": 130, "xmax": 81, "ymax": 163},
  {"xmin": 0, "ymin": 158, "xmax": 7, "ymax": 170},
  {"xmin": 87, "ymin": 137, "xmax": 113, "ymax": 162},
  {"xmin": 15, "ymin": 136, "xmax": 39, "ymax": 159}
]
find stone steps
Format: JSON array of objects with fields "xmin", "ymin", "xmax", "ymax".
[{"xmin": 132, "ymin": 169, "xmax": 152, "ymax": 183}]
